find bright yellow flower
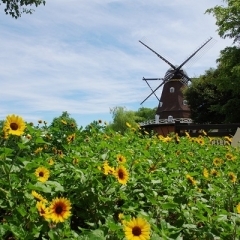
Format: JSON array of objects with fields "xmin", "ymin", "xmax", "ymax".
[
  {"xmin": 61, "ymin": 120, "xmax": 67, "ymax": 125},
  {"xmin": 202, "ymin": 130, "xmax": 207, "ymax": 136},
  {"xmin": 34, "ymin": 147, "xmax": 43, "ymax": 154},
  {"xmin": 186, "ymin": 174, "xmax": 197, "ymax": 186},
  {"xmin": 185, "ymin": 131, "xmax": 190, "ymax": 138},
  {"xmin": 126, "ymin": 122, "xmax": 131, "ymax": 128},
  {"xmin": 124, "ymin": 217, "xmax": 150, "ymax": 240},
  {"xmin": 103, "ymin": 161, "xmax": 115, "ymax": 175},
  {"xmin": 3, "ymin": 114, "xmax": 26, "ymax": 136},
  {"xmin": 118, "ymin": 213, "xmax": 125, "ymax": 222},
  {"xmin": 213, "ymin": 158, "xmax": 223, "ymax": 167},
  {"xmin": 203, "ymin": 168, "xmax": 209, "ymax": 178},
  {"xmin": 162, "ymin": 136, "xmax": 172, "ymax": 142},
  {"xmin": 236, "ymin": 203, "xmax": 240, "ymax": 214},
  {"xmin": 117, "ymin": 154, "xmax": 126, "ymax": 164},
  {"xmin": 36, "ymin": 201, "xmax": 50, "ymax": 220},
  {"xmin": 32, "ymin": 191, "xmax": 48, "ymax": 203},
  {"xmin": 211, "ymin": 169, "xmax": 219, "ymax": 177},
  {"xmin": 115, "ymin": 165, "xmax": 129, "ymax": 185},
  {"xmin": 224, "ymin": 136, "xmax": 232, "ymax": 143},
  {"xmin": 228, "ymin": 172, "xmax": 237, "ymax": 183},
  {"xmin": 35, "ymin": 167, "xmax": 50, "ymax": 183},
  {"xmin": 67, "ymin": 133, "xmax": 75, "ymax": 143},
  {"xmin": 197, "ymin": 138, "xmax": 204, "ymax": 145},
  {"xmin": 48, "ymin": 197, "xmax": 71, "ymax": 223},
  {"xmin": 48, "ymin": 158, "xmax": 54, "ymax": 166},
  {"xmin": 225, "ymin": 153, "xmax": 236, "ymax": 161}
]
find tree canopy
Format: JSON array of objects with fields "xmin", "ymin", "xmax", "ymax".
[
  {"xmin": 1, "ymin": 0, "xmax": 45, "ymax": 18},
  {"xmin": 206, "ymin": 0, "xmax": 240, "ymax": 43},
  {"xmin": 108, "ymin": 106, "xmax": 156, "ymax": 133},
  {"xmin": 185, "ymin": 1, "xmax": 240, "ymax": 124},
  {"xmin": 184, "ymin": 69, "xmax": 228, "ymax": 124}
]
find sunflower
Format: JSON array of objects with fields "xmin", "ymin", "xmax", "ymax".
[
  {"xmin": 67, "ymin": 133, "xmax": 75, "ymax": 143},
  {"xmin": 186, "ymin": 174, "xmax": 197, "ymax": 186},
  {"xmin": 48, "ymin": 197, "xmax": 71, "ymax": 223},
  {"xmin": 228, "ymin": 172, "xmax": 237, "ymax": 183},
  {"xmin": 225, "ymin": 153, "xmax": 236, "ymax": 161},
  {"xmin": 61, "ymin": 120, "xmax": 67, "ymax": 125},
  {"xmin": 211, "ymin": 169, "xmax": 219, "ymax": 177},
  {"xmin": 213, "ymin": 158, "xmax": 223, "ymax": 167},
  {"xmin": 203, "ymin": 168, "xmax": 209, "ymax": 178},
  {"xmin": 115, "ymin": 165, "xmax": 129, "ymax": 184},
  {"xmin": 48, "ymin": 158, "xmax": 54, "ymax": 166},
  {"xmin": 236, "ymin": 203, "xmax": 240, "ymax": 214},
  {"xmin": 118, "ymin": 213, "xmax": 125, "ymax": 222},
  {"xmin": 185, "ymin": 131, "xmax": 190, "ymax": 138},
  {"xmin": 34, "ymin": 147, "xmax": 43, "ymax": 154},
  {"xmin": 36, "ymin": 201, "xmax": 50, "ymax": 220},
  {"xmin": 35, "ymin": 167, "xmax": 50, "ymax": 182},
  {"xmin": 3, "ymin": 114, "xmax": 26, "ymax": 136},
  {"xmin": 224, "ymin": 136, "xmax": 232, "ymax": 143},
  {"xmin": 197, "ymin": 138, "xmax": 204, "ymax": 145},
  {"xmin": 124, "ymin": 217, "xmax": 150, "ymax": 240},
  {"xmin": 117, "ymin": 154, "xmax": 126, "ymax": 164},
  {"xmin": 32, "ymin": 191, "xmax": 48, "ymax": 203},
  {"xmin": 103, "ymin": 161, "xmax": 115, "ymax": 175}
]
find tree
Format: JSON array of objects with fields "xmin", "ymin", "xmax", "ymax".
[
  {"xmin": 215, "ymin": 46, "xmax": 240, "ymax": 94},
  {"xmin": 50, "ymin": 111, "xmax": 78, "ymax": 133},
  {"xmin": 206, "ymin": 0, "xmax": 240, "ymax": 43},
  {"xmin": 1, "ymin": 0, "xmax": 46, "ymax": 18},
  {"xmin": 184, "ymin": 69, "xmax": 227, "ymax": 124},
  {"xmin": 135, "ymin": 107, "xmax": 157, "ymax": 123},
  {"xmin": 108, "ymin": 106, "xmax": 138, "ymax": 133}
]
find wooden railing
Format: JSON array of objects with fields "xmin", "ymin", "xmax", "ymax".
[{"xmin": 175, "ymin": 123, "xmax": 240, "ymax": 137}]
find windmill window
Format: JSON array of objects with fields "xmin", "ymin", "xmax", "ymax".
[
  {"xmin": 183, "ymin": 100, "xmax": 188, "ymax": 105},
  {"xmin": 170, "ymin": 87, "xmax": 175, "ymax": 93},
  {"xmin": 159, "ymin": 102, "xmax": 163, "ymax": 107}
]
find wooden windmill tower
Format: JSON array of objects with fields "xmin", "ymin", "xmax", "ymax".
[{"xmin": 139, "ymin": 38, "xmax": 214, "ymax": 136}]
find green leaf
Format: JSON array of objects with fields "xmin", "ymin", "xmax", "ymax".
[
  {"xmin": 47, "ymin": 181, "xmax": 64, "ymax": 192},
  {"xmin": 161, "ymin": 203, "xmax": 178, "ymax": 210}
]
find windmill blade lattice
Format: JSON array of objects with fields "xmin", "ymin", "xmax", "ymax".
[{"xmin": 140, "ymin": 37, "xmax": 214, "ymax": 105}]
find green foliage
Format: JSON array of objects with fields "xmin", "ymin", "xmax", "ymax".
[
  {"xmin": 0, "ymin": 114, "xmax": 240, "ymax": 239},
  {"xmin": 1, "ymin": 0, "xmax": 46, "ymax": 18},
  {"xmin": 216, "ymin": 46, "xmax": 240, "ymax": 94},
  {"xmin": 108, "ymin": 106, "xmax": 157, "ymax": 133},
  {"xmin": 185, "ymin": 45, "xmax": 240, "ymax": 124},
  {"xmin": 108, "ymin": 106, "xmax": 139, "ymax": 133},
  {"xmin": 49, "ymin": 111, "xmax": 78, "ymax": 150},
  {"xmin": 184, "ymin": 69, "xmax": 227, "ymax": 124},
  {"xmin": 135, "ymin": 107, "xmax": 157, "ymax": 123},
  {"xmin": 206, "ymin": 0, "xmax": 240, "ymax": 43}
]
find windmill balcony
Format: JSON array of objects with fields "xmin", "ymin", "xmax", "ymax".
[{"xmin": 139, "ymin": 118, "xmax": 192, "ymax": 127}]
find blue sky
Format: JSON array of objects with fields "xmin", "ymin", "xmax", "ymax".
[{"xmin": 0, "ymin": 0, "xmax": 233, "ymax": 127}]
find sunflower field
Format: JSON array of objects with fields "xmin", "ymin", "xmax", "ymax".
[{"xmin": 0, "ymin": 114, "xmax": 240, "ymax": 240}]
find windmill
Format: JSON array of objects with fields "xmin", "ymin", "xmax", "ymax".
[{"xmin": 139, "ymin": 37, "xmax": 214, "ymax": 126}]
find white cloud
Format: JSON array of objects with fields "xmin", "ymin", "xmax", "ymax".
[{"xmin": 0, "ymin": 0, "xmax": 232, "ymax": 126}]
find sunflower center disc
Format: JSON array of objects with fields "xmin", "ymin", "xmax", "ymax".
[
  {"xmin": 132, "ymin": 226, "xmax": 141, "ymax": 236},
  {"xmin": 39, "ymin": 172, "xmax": 44, "ymax": 177},
  {"xmin": 118, "ymin": 170, "xmax": 124, "ymax": 179},
  {"xmin": 56, "ymin": 206, "xmax": 63, "ymax": 214},
  {"xmin": 10, "ymin": 123, "xmax": 18, "ymax": 130}
]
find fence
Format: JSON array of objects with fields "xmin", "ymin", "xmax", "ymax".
[{"xmin": 175, "ymin": 123, "xmax": 240, "ymax": 137}]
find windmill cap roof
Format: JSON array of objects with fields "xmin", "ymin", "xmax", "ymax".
[{"xmin": 165, "ymin": 65, "xmax": 188, "ymax": 77}]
